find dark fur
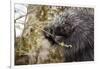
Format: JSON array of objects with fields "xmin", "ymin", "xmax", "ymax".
[{"xmin": 44, "ymin": 7, "xmax": 94, "ymax": 62}]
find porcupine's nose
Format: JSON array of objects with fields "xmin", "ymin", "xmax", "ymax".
[
  {"xmin": 43, "ymin": 27, "xmax": 55, "ymax": 44},
  {"xmin": 43, "ymin": 27, "xmax": 51, "ymax": 38}
]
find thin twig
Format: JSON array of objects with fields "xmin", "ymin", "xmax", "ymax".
[{"xmin": 15, "ymin": 9, "xmax": 35, "ymax": 21}]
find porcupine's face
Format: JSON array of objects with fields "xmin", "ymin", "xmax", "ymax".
[{"xmin": 43, "ymin": 24, "xmax": 72, "ymax": 46}]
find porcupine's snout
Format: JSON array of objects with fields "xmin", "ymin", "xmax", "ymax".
[{"xmin": 43, "ymin": 26, "xmax": 56, "ymax": 44}]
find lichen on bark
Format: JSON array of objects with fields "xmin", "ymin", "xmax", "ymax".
[{"xmin": 15, "ymin": 4, "xmax": 67, "ymax": 65}]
